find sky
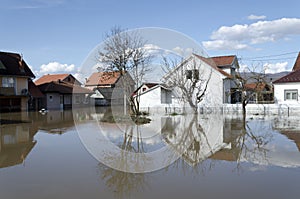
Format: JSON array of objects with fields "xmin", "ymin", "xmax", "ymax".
[{"xmin": 1, "ymin": 0, "xmax": 300, "ymax": 80}]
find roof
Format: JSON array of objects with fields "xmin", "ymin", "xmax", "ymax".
[
  {"xmin": 292, "ymin": 52, "xmax": 300, "ymax": 71},
  {"xmin": 193, "ymin": 54, "xmax": 233, "ymax": 78},
  {"xmin": 35, "ymin": 74, "xmax": 70, "ymax": 85},
  {"xmin": 85, "ymin": 71, "xmax": 122, "ymax": 86},
  {"xmin": 28, "ymin": 81, "xmax": 44, "ymax": 98},
  {"xmin": 0, "ymin": 51, "xmax": 35, "ymax": 78},
  {"xmin": 245, "ymin": 82, "xmax": 268, "ymax": 91},
  {"xmin": 38, "ymin": 81, "xmax": 93, "ymax": 94},
  {"xmin": 273, "ymin": 69, "xmax": 300, "ymax": 84},
  {"xmin": 211, "ymin": 55, "xmax": 236, "ymax": 67}
]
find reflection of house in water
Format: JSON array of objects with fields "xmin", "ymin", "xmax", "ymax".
[
  {"xmin": 209, "ymin": 118, "xmax": 244, "ymax": 161},
  {"xmin": 161, "ymin": 115, "xmax": 235, "ymax": 166},
  {"xmin": 273, "ymin": 117, "xmax": 300, "ymax": 151},
  {"xmin": 0, "ymin": 123, "xmax": 38, "ymax": 168},
  {"xmin": 37, "ymin": 110, "xmax": 76, "ymax": 134}
]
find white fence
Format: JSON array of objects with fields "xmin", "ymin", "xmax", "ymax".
[{"xmin": 139, "ymin": 104, "xmax": 300, "ymax": 116}]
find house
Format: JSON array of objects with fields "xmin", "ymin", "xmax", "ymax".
[
  {"xmin": 35, "ymin": 73, "xmax": 81, "ymax": 86},
  {"xmin": 0, "ymin": 51, "xmax": 35, "ymax": 112},
  {"xmin": 85, "ymin": 71, "xmax": 135, "ymax": 106},
  {"xmin": 35, "ymin": 74, "xmax": 93, "ymax": 110},
  {"xmin": 28, "ymin": 80, "xmax": 44, "ymax": 111},
  {"xmin": 273, "ymin": 53, "xmax": 300, "ymax": 104},
  {"xmin": 133, "ymin": 83, "xmax": 173, "ymax": 109},
  {"xmin": 161, "ymin": 54, "xmax": 239, "ymax": 110},
  {"xmin": 244, "ymin": 82, "xmax": 274, "ymax": 104}
]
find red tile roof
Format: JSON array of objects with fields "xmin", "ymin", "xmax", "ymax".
[
  {"xmin": 35, "ymin": 74, "xmax": 70, "ymax": 85},
  {"xmin": 193, "ymin": 54, "xmax": 233, "ymax": 78},
  {"xmin": 211, "ymin": 55, "xmax": 236, "ymax": 67},
  {"xmin": 85, "ymin": 71, "xmax": 122, "ymax": 86},
  {"xmin": 0, "ymin": 51, "xmax": 35, "ymax": 78},
  {"xmin": 245, "ymin": 82, "xmax": 267, "ymax": 91},
  {"xmin": 273, "ymin": 69, "xmax": 300, "ymax": 84},
  {"xmin": 292, "ymin": 52, "xmax": 300, "ymax": 71}
]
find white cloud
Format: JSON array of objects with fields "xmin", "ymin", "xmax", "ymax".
[
  {"xmin": 248, "ymin": 14, "xmax": 267, "ymax": 20},
  {"xmin": 39, "ymin": 62, "xmax": 75, "ymax": 74},
  {"xmin": 203, "ymin": 18, "xmax": 300, "ymax": 50},
  {"xmin": 203, "ymin": 40, "xmax": 249, "ymax": 50},
  {"xmin": 263, "ymin": 62, "xmax": 289, "ymax": 73}
]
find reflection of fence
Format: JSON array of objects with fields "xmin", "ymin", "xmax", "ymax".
[{"xmin": 139, "ymin": 104, "xmax": 300, "ymax": 116}]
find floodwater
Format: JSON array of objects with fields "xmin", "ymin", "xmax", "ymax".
[{"xmin": 1, "ymin": 108, "xmax": 300, "ymax": 199}]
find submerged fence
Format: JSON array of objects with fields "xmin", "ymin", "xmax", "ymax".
[{"xmin": 139, "ymin": 104, "xmax": 300, "ymax": 117}]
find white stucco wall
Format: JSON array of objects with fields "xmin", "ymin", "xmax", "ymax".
[
  {"xmin": 138, "ymin": 86, "xmax": 162, "ymax": 107},
  {"xmin": 274, "ymin": 83, "xmax": 300, "ymax": 104}
]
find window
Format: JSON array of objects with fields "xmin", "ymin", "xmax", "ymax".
[
  {"xmin": 0, "ymin": 60, "xmax": 6, "ymax": 69},
  {"xmin": 185, "ymin": 69, "xmax": 199, "ymax": 80},
  {"xmin": 2, "ymin": 77, "xmax": 15, "ymax": 87},
  {"xmin": 49, "ymin": 95, "xmax": 53, "ymax": 102},
  {"xmin": 185, "ymin": 70, "xmax": 192, "ymax": 79},
  {"xmin": 193, "ymin": 69, "xmax": 199, "ymax": 80},
  {"xmin": 75, "ymin": 95, "xmax": 81, "ymax": 104},
  {"xmin": 284, "ymin": 89, "xmax": 298, "ymax": 101}
]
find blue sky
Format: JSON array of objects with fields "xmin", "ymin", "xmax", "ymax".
[{"xmin": 1, "ymin": 0, "xmax": 300, "ymax": 79}]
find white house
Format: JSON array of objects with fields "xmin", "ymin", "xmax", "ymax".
[
  {"xmin": 134, "ymin": 54, "xmax": 240, "ymax": 112},
  {"xmin": 133, "ymin": 83, "xmax": 176, "ymax": 108},
  {"xmin": 163, "ymin": 54, "xmax": 239, "ymax": 108},
  {"xmin": 273, "ymin": 53, "xmax": 300, "ymax": 105}
]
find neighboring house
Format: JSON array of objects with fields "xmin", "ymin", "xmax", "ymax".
[
  {"xmin": 133, "ymin": 83, "xmax": 173, "ymax": 108},
  {"xmin": 35, "ymin": 74, "xmax": 93, "ymax": 110},
  {"xmin": 273, "ymin": 53, "xmax": 300, "ymax": 104},
  {"xmin": 244, "ymin": 82, "xmax": 274, "ymax": 104},
  {"xmin": 0, "ymin": 51, "xmax": 35, "ymax": 112},
  {"xmin": 162, "ymin": 54, "xmax": 239, "ymax": 109},
  {"xmin": 35, "ymin": 73, "xmax": 81, "ymax": 86},
  {"xmin": 85, "ymin": 71, "xmax": 135, "ymax": 106}
]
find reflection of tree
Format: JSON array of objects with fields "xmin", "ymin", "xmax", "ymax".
[
  {"xmin": 161, "ymin": 114, "xmax": 274, "ymax": 173},
  {"xmin": 233, "ymin": 119, "xmax": 273, "ymax": 171},
  {"xmin": 98, "ymin": 163, "xmax": 148, "ymax": 199},
  {"xmin": 98, "ymin": 124, "xmax": 150, "ymax": 199},
  {"xmin": 161, "ymin": 115, "xmax": 216, "ymax": 166}
]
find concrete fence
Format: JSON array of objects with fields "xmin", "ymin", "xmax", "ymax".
[{"xmin": 139, "ymin": 104, "xmax": 300, "ymax": 116}]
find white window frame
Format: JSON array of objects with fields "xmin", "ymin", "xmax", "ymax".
[{"xmin": 284, "ymin": 89, "xmax": 298, "ymax": 101}]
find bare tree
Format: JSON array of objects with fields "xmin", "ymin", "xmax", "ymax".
[
  {"xmin": 97, "ymin": 27, "xmax": 152, "ymax": 115},
  {"xmin": 162, "ymin": 55, "xmax": 212, "ymax": 114},
  {"xmin": 231, "ymin": 63, "xmax": 269, "ymax": 121}
]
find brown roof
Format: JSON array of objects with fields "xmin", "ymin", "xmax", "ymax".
[
  {"xmin": 194, "ymin": 54, "xmax": 233, "ymax": 78},
  {"xmin": 292, "ymin": 52, "xmax": 300, "ymax": 71},
  {"xmin": 38, "ymin": 81, "xmax": 93, "ymax": 94},
  {"xmin": 28, "ymin": 81, "xmax": 44, "ymax": 98},
  {"xmin": 85, "ymin": 71, "xmax": 121, "ymax": 86},
  {"xmin": 273, "ymin": 69, "xmax": 300, "ymax": 84},
  {"xmin": 0, "ymin": 51, "xmax": 35, "ymax": 78},
  {"xmin": 211, "ymin": 55, "xmax": 236, "ymax": 67},
  {"xmin": 245, "ymin": 82, "xmax": 267, "ymax": 91},
  {"xmin": 35, "ymin": 74, "xmax": 70, "ymax": 85}
]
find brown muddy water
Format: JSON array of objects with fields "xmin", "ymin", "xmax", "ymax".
[{"xmin": 0, "ymin": 108, "xmax": 300, "ymax": 199}]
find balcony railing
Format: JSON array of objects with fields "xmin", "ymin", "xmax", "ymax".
[{"xmin": 0, "ymin": 87, "xmax": 16, "ymax": 96}]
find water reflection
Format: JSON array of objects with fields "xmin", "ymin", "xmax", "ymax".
[
  {"xmin": 0, "ymin": 110, "xmax": 78, "ymax": 168},
  {"xmin": 0, "ymin": 122, "xmax": 37, "ymax": 168}
]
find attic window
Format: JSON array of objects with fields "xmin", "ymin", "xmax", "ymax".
[
  {"xmin": 185, "ymin": 69, "xmax": 199, "ymax": 80},
  {"xmin": 0, "ymin": 60, "xmax": 6, "ymax": 69},
  {"xmin": 185, "ymin": 70, "xmax": 192, "ymax": 79}
]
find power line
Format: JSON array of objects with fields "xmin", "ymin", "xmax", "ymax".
[
  {"xmin": 239, "ymin": 51, "xmax": 299, "ymax": 60},
  {"xmin": 240, "ymin": 56, "xmax": 297, "ymax": 62}
]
